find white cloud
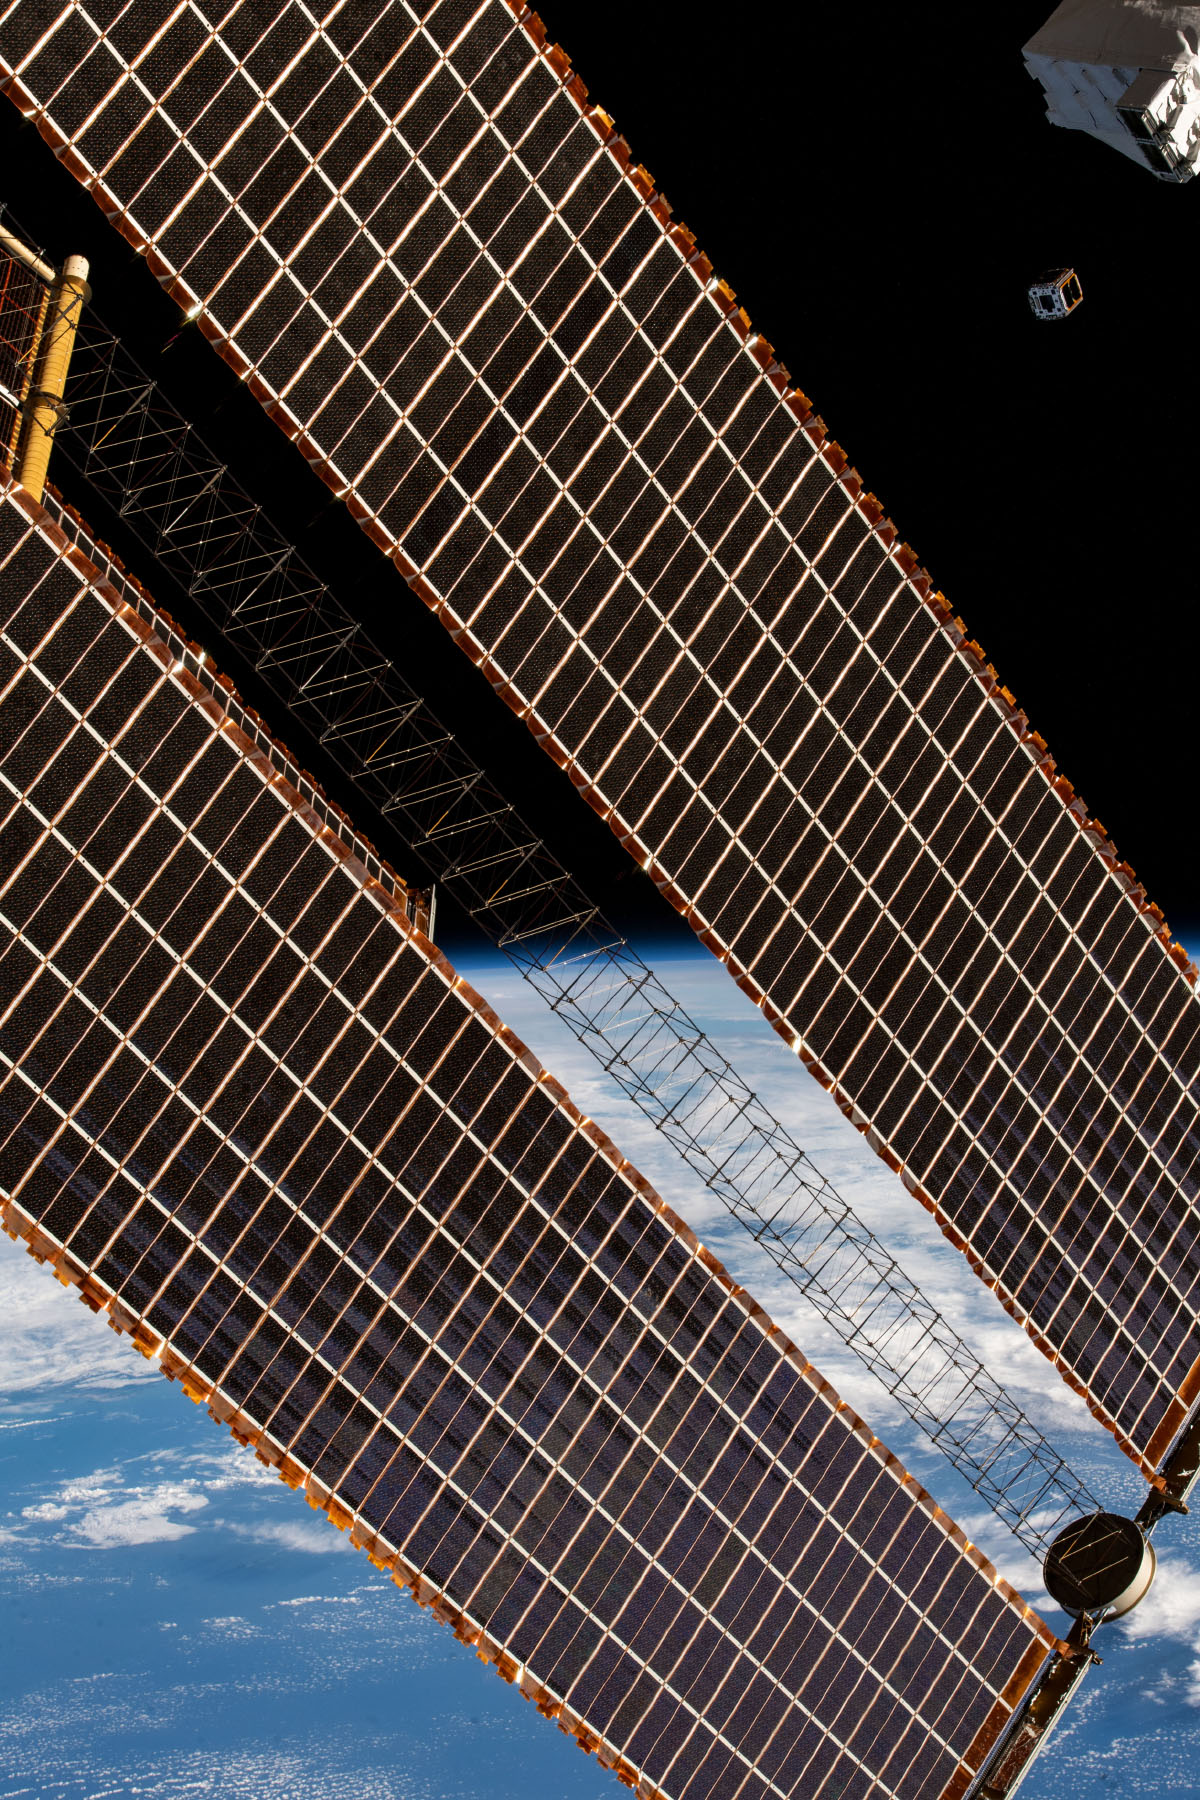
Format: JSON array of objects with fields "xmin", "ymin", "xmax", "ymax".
[
  {"xmin": 130, "ymin": 1439, "xmax": 276, "ymax": 1486},
  {"xmin": 195, "ymin": 1448, "xmax": 280, "ymax": 1493},
  {"xmin": 272, "ymin": 1593, "xmax": 363, "ymax": 1607},
  {"xmin": 68, "ymin": 1483, "xmax": 209, "ymax": 1549},
  {"xmin": 227, "ymin": 1518, "xmax": 349, "ymax": 1556},
  {"xmin": 8, "ymin": 1438, "xmax": 344, "ymax": 1572},
  {"xmin": 14, "ymin": 1461, "xmax": 210, "ymax": 1550},
  {"xmin": 21, "ymin": 1501, "xmax": 70, "ymax": 1521},
  {"xmin": 1122, "ymin": 1553, "xmax": 1200, "ymax": 1643},
  {"xmin": 201, "ymin": 1615, "xmax": 260, "ymax": 1638},
  {"xmin": 0, "ymin": 1235, "xmax": 156, "ymax": 1396}
]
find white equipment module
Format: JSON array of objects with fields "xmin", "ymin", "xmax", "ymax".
[{"xmin": 1024, "ymin": 0, "xmax": 1200, "ymax": 180}]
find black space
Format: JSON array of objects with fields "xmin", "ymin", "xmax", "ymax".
[{"xmin": 4, "ymin": 2, "xmax": 1198, "ymax": 946}]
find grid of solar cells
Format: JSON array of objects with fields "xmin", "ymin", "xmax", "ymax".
[
  {"xmin": 0, "ymin": 482, "xmax": 1054, "ymax": 1800},
  {"xmin": 41, "ymin": 482, "xmax": 431, "ymax": 926},
  {"xmin": 10, "ymin": 0, "xmax": 1194, "ymax": 1473}
]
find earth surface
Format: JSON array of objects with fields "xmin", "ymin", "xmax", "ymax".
[{"xmin": 3, "ymin": 940, "xmax": 1198, "ymax": 1800}]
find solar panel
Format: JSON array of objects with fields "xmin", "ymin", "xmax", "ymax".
[
  {"xmin": 9, "ymin": 0, "xmax": 1194, "ymax": 1479},
  {"xmin": 0, "ymin": 477, "xmax": 1057, "ymax": 1800}
]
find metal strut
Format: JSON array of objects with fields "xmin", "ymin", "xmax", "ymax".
[{"xmin": 38, "ymin": 252, "xmax": 1104, "ymax": 1556}]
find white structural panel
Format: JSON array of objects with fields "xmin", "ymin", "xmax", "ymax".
[{"xmin": 1024, "ymin": 0, "xmax": 1200, "ymax": 179}]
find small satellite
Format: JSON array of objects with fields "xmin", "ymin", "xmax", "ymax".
[{"xmin": 1028, "ymin": 266, "xmax": 1084, "ymax": 318}]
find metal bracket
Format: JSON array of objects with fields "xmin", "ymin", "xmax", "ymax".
[
  {"xmin": 972, "ymin": 1620, "xmax": 1097, "ymax": 1798},
  {"xmin": 1139, "ymin": 1405, "xmax": 1200, "ymax": 1532},
  {"xmin": 19, "ymin": 387, "xmax": 69, "ymax": 423}
]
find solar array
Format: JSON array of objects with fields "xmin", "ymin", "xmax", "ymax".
[
  {"xmin": 0, "ymin": 478, "xmax": 1057, "ymax": 1800},
  {"xmin": 4, "ymin": 0, "xmax": 1197, "ymax": 1476}
]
